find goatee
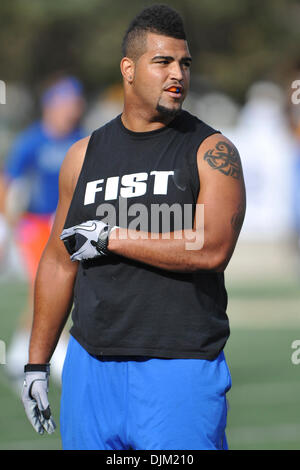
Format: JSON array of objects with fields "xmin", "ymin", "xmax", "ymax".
[{"xmin": 156, "ymin": 103, "xmax": 181, "ymax": 119}]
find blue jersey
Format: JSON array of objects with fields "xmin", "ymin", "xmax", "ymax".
[{"xmin": 4, "ymin": 122, "xmax": 84, "ymax": 215}]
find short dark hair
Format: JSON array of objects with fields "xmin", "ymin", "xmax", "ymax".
[{"xmin": 122, "ymin": 4, "xmax": 186, "ymax": 61}]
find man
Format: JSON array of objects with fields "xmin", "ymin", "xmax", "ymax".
[
  {"xmin": 0, "ymin": 75, "xmax": 85, "ymax": 383},
  {"xmin": 22, "ymin": 5, "xmax": 246, "ymax": 450}
]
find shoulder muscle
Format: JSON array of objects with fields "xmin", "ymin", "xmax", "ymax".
[
  {"xmin": 198, "ymin": 133, "xmax": 243, "ymax": 181},
  {"xmin": 59, "ymin": 135, "xmax": 90, "ymax": 198}
]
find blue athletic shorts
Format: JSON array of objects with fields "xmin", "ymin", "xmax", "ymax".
[{"xmin": 60, "ymin": 336, "xmax": 231, "ymax": 450}]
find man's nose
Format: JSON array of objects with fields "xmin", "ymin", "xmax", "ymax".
[{"xmin": 169, "ymin": 62, "xmax": 184, "ymax": 82}]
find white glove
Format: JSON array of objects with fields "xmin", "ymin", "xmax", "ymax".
[
  {"xmin": 22, "ymin": 364, "xmax": 56, "ymax": 435},
  {"xmin": 60, "ymin": 219, "xmax": 117, "ymax": 261}
]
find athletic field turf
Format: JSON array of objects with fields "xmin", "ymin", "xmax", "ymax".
[{"xmin": 0, "ymin": 274, "xmax": 299, "ymax": 450}]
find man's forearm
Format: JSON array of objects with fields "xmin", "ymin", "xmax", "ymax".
[
  {"xmin": 28, "ymin": 256, "xmax": 77, "ymax": 364},
  {"xmin": 108, "ymin": 227, "xmax": 222, "ymax": 272}
]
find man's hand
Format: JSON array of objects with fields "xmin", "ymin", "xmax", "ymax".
[
  {"xmin": 60, "ymin": 219, "xmax": 116, "ymax": 261},
  {"xmin": 22, "ymin": 364, "xmax": 56, "ymax": 435}
]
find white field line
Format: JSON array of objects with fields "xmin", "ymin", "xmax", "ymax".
[{"xmin": 228, "ymin": 297, "xmax": 300, "ymax": 329}]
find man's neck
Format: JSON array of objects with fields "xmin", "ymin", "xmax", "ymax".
[{"xmin": 121, "ymin": 106, "xmax": 176, "ymax": 133}]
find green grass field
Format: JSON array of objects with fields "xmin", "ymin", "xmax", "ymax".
[{"xmin": 0, "ymin": 278, "xmax": 300, "ymax": 450}]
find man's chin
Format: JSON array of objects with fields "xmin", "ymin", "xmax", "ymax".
[{"xmin": 155, "ymin": 103, "xmax": 182, "ymax": 119}]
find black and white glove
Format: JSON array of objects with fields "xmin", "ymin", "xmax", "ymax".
[
  {"xmin": 22, "ymin": 364, "xmax": 56, "ymax": 435},
  {"xmin": 60, "ymin": 219, "xmax": 117, "ymax": 261}
]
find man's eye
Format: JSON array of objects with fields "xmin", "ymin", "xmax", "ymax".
[{"xmin": 158, "ymin": 60, "xmax": 169, "ymax": 64}]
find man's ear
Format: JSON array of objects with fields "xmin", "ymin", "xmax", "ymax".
[{"xmin": 120, "ymin": 57, "xmax": 135, "ymax": 84}]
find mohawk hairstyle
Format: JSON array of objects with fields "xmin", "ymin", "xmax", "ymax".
[{"xmin": 122, "ymin": 4, "xmax": 186, "ymax": 61}]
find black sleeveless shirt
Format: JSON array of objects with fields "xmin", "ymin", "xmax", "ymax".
[{"xmin": 64, "ymin": 110, "xmax": 230, "ymax": 360}]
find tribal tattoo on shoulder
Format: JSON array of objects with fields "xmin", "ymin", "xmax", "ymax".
[{"xmin": 203, "ymin": 140, "xmax": 242, "ymax": 179}]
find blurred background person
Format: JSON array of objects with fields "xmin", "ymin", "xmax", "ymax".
[
  {"xmin": 286, "ymin": 61, "xmax": 300, "ymax": 270},
  {"xmin": 0, "ymin": 74, "xmax": 86, "ymax": 386}
]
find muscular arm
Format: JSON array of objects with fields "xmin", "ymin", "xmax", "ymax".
[
  {"xmin": 28, "ymin": 137, "xmax": 89, "ymax": 363},
  {"xmin": 108, "ymin": 133, "xmax": 246, "ymax": 272}
]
